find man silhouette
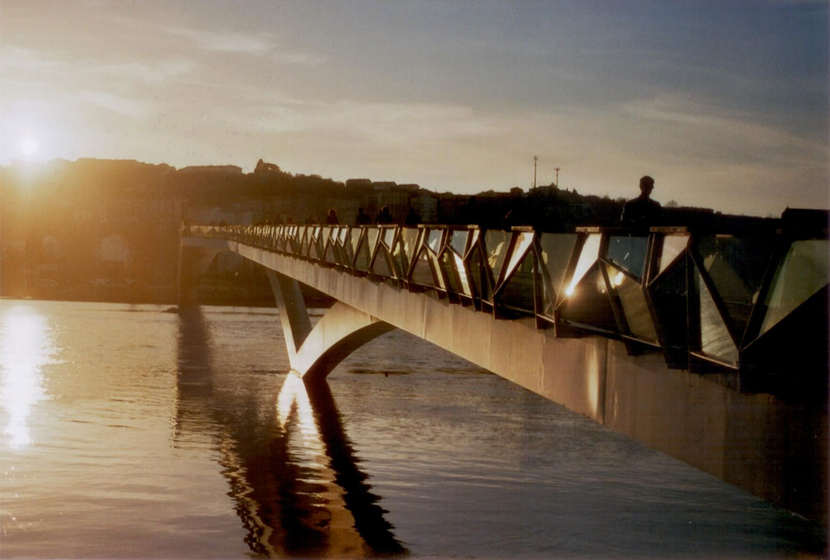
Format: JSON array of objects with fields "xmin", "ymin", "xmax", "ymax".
[
  {"xmin": 354, "ymin": 207, "xmax": 370, "ymax": 226},
  {"xmin": 620, "ymin": 175, "xmax": 661, "ymax": 229}
]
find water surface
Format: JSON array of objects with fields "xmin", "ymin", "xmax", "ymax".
[{"xmin": 0, "ymin": 300, "xmax": 824, "ymax": 558}]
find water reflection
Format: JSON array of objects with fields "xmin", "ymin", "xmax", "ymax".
[
  {"xmin": 0, "ymin": 305, "xmax": 53, "ymax": 450},
  {"xmin": 176, "ymin": 308, "xmax": 405, "ymax": 558}
]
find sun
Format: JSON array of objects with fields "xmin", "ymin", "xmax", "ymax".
[{"xmin": 20, "ymin": 136, "xmax": 40, "ymax": 158}]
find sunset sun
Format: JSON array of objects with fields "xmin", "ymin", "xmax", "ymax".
[{"xmin": 19, "ymin": 136, "xmax": 41, "ymax": 158}]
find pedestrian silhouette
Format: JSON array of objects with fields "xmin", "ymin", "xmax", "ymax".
[
  {"xmin": 620, "ymin": 176, "xmax": 662, "ymax": 229},
  {"xmin": 355, "ymin": 207, "xmax": 371, "ymax": 226},
  {"xmin": 374, "ymin": 206, "xmax": 393, "ymax": 225},
  {"xmin": 404, "ymin": 207, "xmax": 421, "ymax": 226}
]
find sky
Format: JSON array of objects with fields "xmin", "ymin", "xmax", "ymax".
[{"xmin": 1, "ymin": 0, "xmax": 828, "ymax": 216}]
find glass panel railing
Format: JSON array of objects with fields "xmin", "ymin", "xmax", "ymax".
[
  {"xmin": 648, "ymin": 255, "xmax": 688, "ymax": 348},
  {"xmin": 468, "ymin": 230, "xmax": 480, "ymax": 257},
  {"xmin": 538, "ymin": 233, "xmax": 577, "ymax": 304},
  {"xmin": 454, "ymin": 253, "xmax": 472, "ymax": 297},
  {"xmin": 440, "ymin": 251, "xmax": 472, "ymax": 297},
  {"xmin": 658, "ymin": 234, "xmax": 688, "ymax": 275},
  {"xmin": 410, "ymin": 250, "xmax": 435, "ymax": 288},
  {"xmin": 450, "ymin": 230, "xmax": 469, "ymax": 256},
  {"xmin": 565, "ymin": 233, "xmax": 601, "ymax": 297},
  {"xmin": 354, "ymin": 237, "xmax": 371, "ymax": 272},
  {"xmin": 760, "ymin": 239, "xmax": 829, "ymax": 335},
  {"xmin": 607, "ymin": 236, "xmax": 648, "ymax": 280},
  {"xmin": 372, "ymin": 246, "xmax": 394, "ymax": 278},
  {"xmin": 502, "ymin": 232, "xmax": 534, "ymax": 285},
  {"xmin": 350, "ymin": 228, "xmax": 363, "ymax": 257},
  {"xmin": 696, "ymin": 268, "xmax": 739, "ymax": 365},
  {"xmin": 395, "ymin": 228, "xmax": 419, "ymax": 276},
  {"xmin": 427, "ymin": 229, "xmax": 444, "ymax": 254},
  {"xmin": 499, "ymin": 249, "xmax": 535, "ymax": 313},
  {"xmin": 431, "ymin": 253, "xmax": 446, "ymax": 290},
  {"xmin": 558, "ymin": 263, "xmax": 618, "ymax": 333},
  {"xmin": 383, "ymin": 227, "xmax": 396, "ymax": 249},
  {"xmin": 366, "ymin": 228, "xmax": 381, "ymax": 256},
  {"xmin": 606, "ymin": 263, "xmax": 657, "ymax": 342},
  {"xmin": 484, "ymin": 230, "xmax": 511, "ymax": 285},
  {"xmin": 341, "ymin": 229, "xmax": 355, "ymax": 266},
  {"xmin": 696, "ymin": 235, "xmax": 772, "ymax": 337},
  {"xmin": 468, "ymin": 249, "xmax": 491, "ymax": 302}
]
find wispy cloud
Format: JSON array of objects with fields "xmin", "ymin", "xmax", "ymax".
[
  {"xmin": 84, "ymin": 59, "xmax": 196, "ymax": 84},
  {"xmin": 163, "ymin": 25, "xmax": 326, "ymax": 65},
  {"xmin": 253, "ymin": 100, "xmax": 498, "ymax": 143},
  {"xmin": 166, "ymin": 26, "xmax": 274, "ymax": 54},
  {"xmin": 0, "ymin": 46, "xmax": 64, "ymax": 72},
  {"xmin": 75, "ymin": 90, "xmax": 151, "ymax": 118},
  {"xmin": 625, "ymin": 94, "xmax": 828, "ymax": 164}
]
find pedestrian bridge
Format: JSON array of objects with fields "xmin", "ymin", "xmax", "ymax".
[{"xmin": 180, "ymin": 220, "xmax": 828, "ymax": 523}]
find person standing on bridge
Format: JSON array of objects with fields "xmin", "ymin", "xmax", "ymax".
[
  {"xmin": 620, "ymin": 175, "xmax": 662, "ymax": 229},
  {"xmin": 355, "ymin": 207, "xmax": 371, "ymax": 226},
  {"xmin": 326, "ymin": 208, "xmax": 339, "ymax": 225},
  {"xmin": 374, "ymin": 206, "xmax": 393, "ymax": 225}
]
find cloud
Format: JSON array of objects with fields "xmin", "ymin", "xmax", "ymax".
[
  {"xmin": 75, "ymin": 90, "xmax": 151, "ymax": 118},
  {"xmin": 84, "ymin": 59, "xmax": 196, "ymax": 84},
  {"xmin": 624, "ymin": 94, "xmax": 828, "ymax": 166},
  {"xmin": 162, "ymin": 25, "xmax": 325, "ymax": 65},
  {"xmin": 259, "ymin": 100, "xmax": 498, "ymax": 143},
  {"xmin": 165, "ymin": 26, "xmax": 273, "ymax": 54},
  {"xmin": 0, "ymin": 46, "xmax": 64, "ymax": 72}
]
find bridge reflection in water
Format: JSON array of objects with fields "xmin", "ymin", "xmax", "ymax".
[{"xmin": 175, "ymin": 307, "xmax": 406, "ymax": 558}]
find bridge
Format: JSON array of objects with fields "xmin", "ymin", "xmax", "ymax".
[{"xmin": 180, "ymin": 219, "xmax": 828, "ymax": 524}]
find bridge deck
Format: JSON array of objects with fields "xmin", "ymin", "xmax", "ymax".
[{"xmin": 180, "ymin": 223, "xmax": 828, "ymax": 523}]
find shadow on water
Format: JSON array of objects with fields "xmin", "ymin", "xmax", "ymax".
[{"xmin": 175, "ymin": 306, "xmax": 406, "ymax": 558}]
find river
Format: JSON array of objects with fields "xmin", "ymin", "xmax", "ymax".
[{"xmin": 0, "ymin": 300, "xmax": 824, "ymax": 558}]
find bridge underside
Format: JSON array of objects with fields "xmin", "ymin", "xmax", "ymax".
[{"xmin": 180, "ymin": 236, "xmax": 827, "ymax": 524}]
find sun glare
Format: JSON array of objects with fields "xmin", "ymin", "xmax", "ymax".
[
  {"xmin": 20, "ymin": 136, "xmax": 40, "ymax": 158},
  {"xmin": 0, "ymin": 305, "xmax": 53, "ymax": 449}
]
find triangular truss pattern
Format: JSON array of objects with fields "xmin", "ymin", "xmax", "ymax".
[
  {"xmin": 354, "ymin": 233, "xmax": 371, "ymax": 272},
  {"xmin": 604, "ymin": 261, "xmax": 657, "ymax": 343},
  {"xmin": 564, "ymin": 233, "xmax": 602, "ymax": 302},
  {"xmin": 395, "ymin": 228, "xmax": 420, "ymax": 279},
  {"xmin": 409, "ymin": 247, "xmax": 438, "ymax": 290},
  {"xmin": 658, "ymin": 234, "xmax": 688, "ymax": 276},
  {"xmin": 499, "ymin": 232, "xmax": 535, "ymax": 290},
  {"xmin": 450, "ymin": 230, "xmax": 470, "ymax": 257},
  {"xmin": 696, "ymin": 235, "xmax": 772, "ymax": 340},
  {"xmin": 694, "ymin": 266, "xmax": 739, "ymax": 366},
  {"xmin": 606, "ymin": 235, "xmax": 649, "ymax": 280},
  {"xmin": 537, "ymin": 233, "xmax": 578, "ymax": 311},
  {"xmin": 189, "ymin": 222, "xmax": 828, "ymax": 377},
  {"xmin": 757, "ymin": 239, "xmax": 829, "ymax": 337},
  {"xmin": 371, "ymin": 245, "xmax": 395, "ymax": 278},
  {"xmin": 484, "ymin": 230, "xmax": 512, "ymax": 288},
  {"xmin": 557, "ymin": 262, "xmax": 618, "ymax": 334},
  {"xmin": 467, "ymin": 245, "xmax": 492, "ymax": 303},
  {"xmin": 496, "ymin": 243, "xmax": 536, "ymax": 314}
]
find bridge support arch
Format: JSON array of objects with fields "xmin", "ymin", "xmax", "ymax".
[{"xmin": 267, "ymin": 270, "xmax": 396, "ymax": 382}]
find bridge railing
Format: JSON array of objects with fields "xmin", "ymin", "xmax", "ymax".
[{"xmin": 184, "ymin": 222, "xmax": 828, "ymax": 387}]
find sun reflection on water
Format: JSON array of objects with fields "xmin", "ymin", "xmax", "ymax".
[{"xmin": 0, "ymin": 305, "xmax": 54, "ymax": 450}]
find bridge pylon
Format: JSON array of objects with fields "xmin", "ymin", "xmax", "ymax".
[{"xmin": 267, "ymin": 270, "xmax": 396, "ymax": 382}]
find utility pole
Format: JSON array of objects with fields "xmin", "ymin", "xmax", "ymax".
[
  {"xmin": 533, "ymin": 156, "xmax": 538, "ymax": 189},
  {"xmin": 555, "ymin": 167, "xmax": 560, "ymax": 188}
]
